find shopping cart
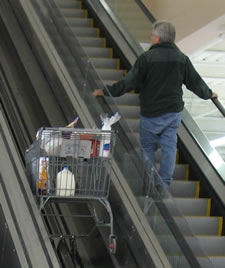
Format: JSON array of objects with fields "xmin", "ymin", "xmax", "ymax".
[{"xmin": 26, "ymin": 127, "xmax": 117, "ymax": 254}]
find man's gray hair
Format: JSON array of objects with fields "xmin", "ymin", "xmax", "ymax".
[{"xmin": 152, "ymin": 21, "xmax": 176, "ymax": 43}]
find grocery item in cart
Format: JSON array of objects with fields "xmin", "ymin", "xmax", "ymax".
[
  {"xmin": 60, "ymin": 138, "xmax": 92, "ymax": 158},
  {"xmin": 66, "ymin": 116, "xmax": 79, "ymax": 128},
  {"xmin": 36, "ymin": 117, "xmax": 79, "ymax": 156},
  {"xmin": 38, "ymin": 159, "xmax": 48, "ymax": 194},
  {"xmin": 56, "ymin": 166, "xmax": 76, "ymax": 196},
  {"xmin": 37, "ymin": 129, "xmax": 63, "ymax": 156},
  {"xmin": 99, "ymin": 113, "xmax": 120, "ymax": 157}
]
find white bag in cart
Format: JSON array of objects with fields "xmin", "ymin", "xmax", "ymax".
[
  {"xmin": 36, "ymin": 125, "xmax": 92, "ymax": 158},
  {"xmin": 36, "ymin": 118, "xmax": 80, "ymax": 156},
  {"xmin": 37, "ymin": 130, "xmax": 63, "ymax": 156}
]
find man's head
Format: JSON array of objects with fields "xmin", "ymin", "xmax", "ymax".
[{"xmin": 151, "ymin": 21, "xmax": 176, "ymax": 45}]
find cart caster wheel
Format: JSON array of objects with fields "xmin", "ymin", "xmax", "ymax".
[{"xmin": 109, "ymin": 235, "xmax": 117, "ymax": 254}]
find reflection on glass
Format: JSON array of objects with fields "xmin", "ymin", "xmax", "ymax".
[
  {"xmin": 210, "ymin": 136, "xmax": 225, "ymax": 147},
  {"xmin": 184, "ymin": 88, "xmax": 225, "ymax": 161},
  {"xmin": 103, "ymin": 0, "xmax": 152, "ymax": 47},
  {"xmin": 208, "ymin": 151, "xmax": 224, "ymax": 168}
]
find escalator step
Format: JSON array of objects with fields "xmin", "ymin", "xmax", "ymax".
[
  {"xmin": 60, "ymin": 8, "xmax": 87, "ymax": 18},
  {"xmin": 56, "ymin": 1, "xmax": 82, "ymax": 8},
  {"xmin": 117, "ymin": 105, "xmax": 140, "ymax": 118},
  {"xmin": 172, "ymin": 164, "xmax": 189, "ymax": 180},
  {"xmin": 146, "ymin": 215, "xmax": 222, "ymax": 236},
  {"xmin": 198, "ymin": 256, "xmax": 225, "ymax": 268},
  {"xmin": 77, "ymin": 37, "xmax": 105, "ymax": 47},
  {"xmin": 65, "ymin": 17, "xmax": 93, "ymax": 27},
  {"xmin": 114, "ymin": 92, "xmax": 140, "ymax": 106},
  {"xmin": 170, "ymin": 181, "xmax": 200, "ymax": 198},
  {"xmin": 155, "ymin": 163, "xmax": 189, "ymax": 181},
  {"xmin": 126, "ymin": 118, "xmax": 139, "ymax": 132},
  {"xmin": 83, "ymin": 47, "xmax": 112, "ymax": 58},
  {"xmin": 171, "ymin": 198, "xmax": 211, "ymax": 216},
  {"xmin": 186, "ymin": 236, "xmax": 225, "ymax": 256},
  {"xmin": 90, "ymin": 58, "xmax": 119, "ymax": 69},
  {"xmin": 174, "ymin": 216, "xmax": 223, "ymax": 236},
  {"xmin": 119, "ymin": 149, "xmax": 189, "ymax": 181},
  {"xmin": 96, "ymin": 69, "xmax": 125, "ymax": 81},
  {"xmin": 72, "ymin": 27, "xmax": 99, "ymax": 37}
]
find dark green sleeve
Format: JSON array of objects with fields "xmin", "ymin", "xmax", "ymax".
[
  {"xmin": 104, "ymin": 54, "xmax": 146, "ymax": 97},
  {"xmin": 184, "ymin": 57, "xmax": 212, "ymax": 99}
]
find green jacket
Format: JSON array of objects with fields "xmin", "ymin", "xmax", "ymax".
[{"xmin": 105, "ymin": 42, "xmax": 212, "ymax": 117}]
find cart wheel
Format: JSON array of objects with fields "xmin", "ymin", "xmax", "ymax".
[{"xmin": 109, "ymin": 235, "xmax": 117, "ymax": 254}]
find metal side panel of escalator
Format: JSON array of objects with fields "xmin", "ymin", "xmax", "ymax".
[{"xmin": 0, "ymin": 108, "xmax": 61, "ymax": 268}]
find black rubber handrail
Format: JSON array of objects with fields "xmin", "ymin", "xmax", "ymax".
[
  {"xmin": 212, "ymin": 97, "xmax": 225, "ymax": 118},
  {"xmin": 135, "ymin": 0, "xmax": 156, "ymax": 23}
]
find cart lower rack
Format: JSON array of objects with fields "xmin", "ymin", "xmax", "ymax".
[{"xmin": 26, "ymin": 127, "xmax": 117, "ymax": 253}]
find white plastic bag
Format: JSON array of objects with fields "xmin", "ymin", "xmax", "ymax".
[
  {"xmin": 37, "ymin": 130, "xmax": 63, "ymax": 156},
  {"xmin": 36, "ymin": 117, "xmax": 79, "ymax": 156}
]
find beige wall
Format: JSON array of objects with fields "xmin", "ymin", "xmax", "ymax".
[{"xmin": 142, "ymin": 0, "xmax": 225, "ymax": 54}]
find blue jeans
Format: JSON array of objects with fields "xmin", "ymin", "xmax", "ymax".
[{"xmin": 140, "ymin": 113, "xmax": 181, "ymax": 186}]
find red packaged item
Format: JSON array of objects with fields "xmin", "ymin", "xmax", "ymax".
[
  {"xmin": 80, "ymin": 134, "xmax": 93, "ymax": 140},
  {"xmin": 91, "ymin": 140, "xmax": 100, "ymax": 157}
]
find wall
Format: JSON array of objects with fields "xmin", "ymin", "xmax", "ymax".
[{"xmin": 142, "ymin": 0, "xmax": 225, "ymax": 54}]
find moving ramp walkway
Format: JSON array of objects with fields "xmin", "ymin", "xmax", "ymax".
[{"xmin": 1, "ymin": 0, "xmax": 225, "ymax": 267}]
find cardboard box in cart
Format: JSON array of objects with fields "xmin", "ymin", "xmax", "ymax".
[{"xmin": 60, "ymin": 135, "xmax": 92, "ymax": 159}]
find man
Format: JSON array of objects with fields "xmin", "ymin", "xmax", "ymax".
[{"xmin": 93, "ymin": 20, "xmax": 217, "ymax": 187}]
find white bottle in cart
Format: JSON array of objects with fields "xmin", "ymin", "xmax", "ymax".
[
  {"xmin": 99, "ymin": 125, "xmax": 111, "ymax": 158},
  {"xmin": 56, "ymin": 166, "xmax": 76, "ymax": 196}
]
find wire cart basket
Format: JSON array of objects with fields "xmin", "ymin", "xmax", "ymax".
[{"xmin": 26, "ymin": 127, "xmax": 117, "ymax": 254}]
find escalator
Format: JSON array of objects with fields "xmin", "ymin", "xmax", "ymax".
[
  {"xmin": 1, "ymin": 0, "xmax": 225, "ymax": 267},
  {"xmin": 44, "ymin": 1, "xmax": 225, "ymax": 267}
]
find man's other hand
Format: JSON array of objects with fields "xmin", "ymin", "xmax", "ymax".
[{"xmin": 211, "ymin": 92, "xmax": 218, "ymax": 99}]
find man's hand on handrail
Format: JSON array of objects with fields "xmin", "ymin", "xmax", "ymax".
[
  {"xmin": 93, "ymin": 89, "xmax": 104, "ymax": 97},
  {"xmin": 211, "ymin": 92, "xmax": 218, "ymax": 99}
]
